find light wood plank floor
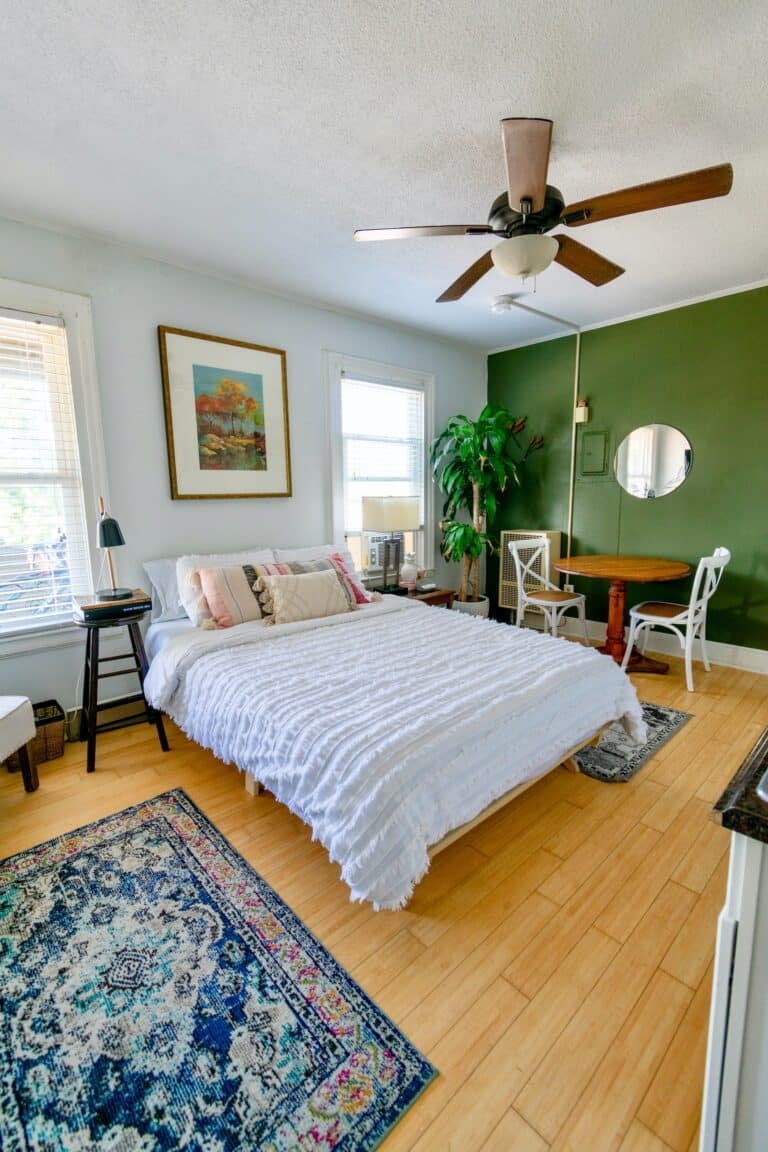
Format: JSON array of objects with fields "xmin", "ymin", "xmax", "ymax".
[{"xmin": 2, "ymin": 655, "xmax": 767, "ymax": 1151}]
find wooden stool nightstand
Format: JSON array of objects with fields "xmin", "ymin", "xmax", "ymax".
[
  {"xmin": 76, "ymin": 612, "xmax": 169, "ymax": 773},
  {"xmin": 409, "ymin": 587, "xmax": 455, "ymax": 609}
]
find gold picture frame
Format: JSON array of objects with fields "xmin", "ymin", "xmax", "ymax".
[{"xmin": 158, "ymin": 325, "xmax": 292, "ymax": 500}]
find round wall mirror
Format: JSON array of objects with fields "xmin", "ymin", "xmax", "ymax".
[{"xmin": 614, "ymin": 424, "xmax": 693, "ymax": 499}]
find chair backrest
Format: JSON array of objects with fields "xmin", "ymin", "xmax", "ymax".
[
  {"xmin": 508, "ymin": 536, "xmax": 551, "ymax": 591},
  {"xmin": 689, "ymin": 547, "xmax": 731, "ymax": 616}
]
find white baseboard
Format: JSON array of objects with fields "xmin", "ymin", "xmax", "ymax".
[{"xmin": 558, "ymin": 617, "xmax": 768, "ymax": 676}]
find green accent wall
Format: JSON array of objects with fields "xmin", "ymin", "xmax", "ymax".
[{"xmin": 487, "ymin": 285, "xmax": 768, "ymax": 651}]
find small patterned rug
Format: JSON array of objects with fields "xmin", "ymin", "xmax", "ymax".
[
  {"xmin": 0, "ymin": 790, "xmax": 435, "ymax": 1150},
  {"xmin": 574, "ymin": 701, "xmax": 692, "ymax": 782}
]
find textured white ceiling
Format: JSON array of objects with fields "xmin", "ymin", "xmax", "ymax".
[{"xmin": 1, "ymin": 1, "xmax": 766, "ymax": 348}]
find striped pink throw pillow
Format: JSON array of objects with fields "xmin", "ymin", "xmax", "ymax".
[
  {"xmin": 329, "ymin": 552, "xmax": 372, "ymax": 604},
  {"xmin": 197, "ymin": 564, "xmax": 265, "ymax": 628}
]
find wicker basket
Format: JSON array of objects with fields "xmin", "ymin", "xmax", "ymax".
[{"xmin": 5, "ymin": 699, "xmax": 66, "ymax": 772}]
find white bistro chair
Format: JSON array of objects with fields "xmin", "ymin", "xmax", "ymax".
[
  {"xmin": 621, "ymin": 547, "xmax": 731, "ymax": 692},
  {"xmin": 508, "ymin": 537, "xmax": 589, "ymax": 644},
  {"xmin": 1, "ymin": 695, "xmax": 38, "ymax": 792}
]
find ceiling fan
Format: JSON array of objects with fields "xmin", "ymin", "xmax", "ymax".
[{"xmin": 353, "ymin": 118, "xmax": 733, "ymax": 302}]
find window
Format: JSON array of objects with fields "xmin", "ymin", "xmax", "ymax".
[
  {"xmin": 0, "ymin": 284, "xmax": 102, "ymax": 642},
  {"xmin": 624, "ymin": 424, "xmax": 656, "ymax": 499},
  {"xmin": 327, "ymin": 353, "xmax": 434, "ymax": 574}
]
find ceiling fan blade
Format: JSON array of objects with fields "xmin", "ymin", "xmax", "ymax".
[
  {"xmin": 354, "ymin": 224, "xmax": 493, "ymax": 241},
  {"xmin": 554, "ymin": 235, "xmax": 624, "ymax": 286},
  {"xmin": 562, "ymin": 163, "xmax": 733, "ymax": 227},
  {"xmin": 436, "ymin": 250, "xmax": 495, "ymax": 302},
  {"xmin": 501, "ymin": 118, "xmax": 553, "ymax": 215}
]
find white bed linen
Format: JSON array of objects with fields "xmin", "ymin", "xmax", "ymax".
[
  {"xmin": 145, "ymin": 618, "xmax": 196, "ymax": 661},
  {"xmin": 145, "ymin": 597, "xmax": 645, "ymax": 909}
]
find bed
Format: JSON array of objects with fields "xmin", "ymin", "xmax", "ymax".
[{"xmin": 144, "ymin": 596, "xmax": 645, "ymax": 909}]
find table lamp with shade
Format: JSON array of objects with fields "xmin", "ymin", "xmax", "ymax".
[
  {"xmin": 361, "ymin": 495, "xmax": 421, "ymax": 592},
  {"xmin": 96, "ymin": 497, "xmax": 132, "ymax": 601}
]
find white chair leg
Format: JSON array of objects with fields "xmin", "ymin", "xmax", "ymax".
[
  {"xmin": 684, "ymin": 625, "xmax": 695, "ymax": 692},
  {"xmin": 516, "ymin": 600, "xmax": 524, "ymax": 628},
  {"xmin": 551, "ymin": 609, "xmax": 558, "ymax": 638},
  {"xmin": 621, "ymin": 616, "xmax": 638, "ymax": 672},
  {"xmin": 578, "ymin": 601, "xmax": 589, "ymax": 646},
  {"xmin": 699, "ymin": 623, "xmax": 711, "ymax": 672}
]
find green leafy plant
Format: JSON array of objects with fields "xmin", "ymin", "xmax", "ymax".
[{"xmin": 431, "ymin": 405, "xmax": 544, "ymax": 602}]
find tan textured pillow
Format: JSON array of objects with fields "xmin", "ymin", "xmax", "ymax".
[
  {"xmin": 253, "ymin": 558, "xmax": 356, "ymax": 618},
  {"xmin": 261, "ymin": 568, "xmax": 355, "ymax": 625}
]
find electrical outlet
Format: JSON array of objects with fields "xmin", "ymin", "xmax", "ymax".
[{"xmin": 564, "ymin": 582, "xmax": 575, "ymax": 593}]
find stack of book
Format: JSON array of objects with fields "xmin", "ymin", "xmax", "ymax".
[{"xmin": 73, "ymin": 589, "xmax": 152, "ymax": 623}]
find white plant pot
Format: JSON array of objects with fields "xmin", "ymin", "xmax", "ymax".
[{"xmin": 453, "ymin": 595, "xmax": 490, "ymax": 618}]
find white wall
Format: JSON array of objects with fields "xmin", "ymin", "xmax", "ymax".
[{"xmin": 0, "ymin": 215, "xmax": 485, "ymax": 707}]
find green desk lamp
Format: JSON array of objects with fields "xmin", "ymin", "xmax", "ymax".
[{"xmin": 96, "ymin": 497, "xmax": 132, "ymax": 600}]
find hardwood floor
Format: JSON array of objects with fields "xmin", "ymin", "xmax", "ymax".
[{"xmin": 2, "ymin": 655, "xmax": 767, "ymax": 1150}]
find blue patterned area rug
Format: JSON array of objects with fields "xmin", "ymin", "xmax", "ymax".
[
  {"xmin": 574, "ymin": 701, "xmax": 692, "ymax": 782},
  {"xmin": 0, "ymin": 789, "xmax": 435, "ymax": 1150}
]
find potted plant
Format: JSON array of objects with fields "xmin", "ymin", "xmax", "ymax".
[{"xmin": 431, "ymin": 405, "xmax": 543, "ymax": 615}]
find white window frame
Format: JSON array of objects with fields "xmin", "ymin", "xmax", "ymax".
[
  {"xmin": 324, "ymin": 351, "xmax": 435, "ymax": 572},
  {"xmin": 0, "ymin": 277, "xmax": 107, "ymax": 657}
]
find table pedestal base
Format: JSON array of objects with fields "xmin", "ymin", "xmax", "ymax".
[
  {"xmin": 602, "ymin": 579, "xmax": 670, "ymax": 673},
  {"xmin": 598, "ymin": 643, "xmax": 670, "ymax": 675}
]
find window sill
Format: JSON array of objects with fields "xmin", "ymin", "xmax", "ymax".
[
  {"xmin": 0, "ymin": 622, "xmax": 87, "ymax": 659},
  {"xmin": 361, "ymin": 568, "xmax": 434, "ymax": 589}
]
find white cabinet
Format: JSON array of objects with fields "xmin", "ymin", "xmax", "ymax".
[{"xmin": 702, "ymin": 833, "xmax": 768, "ymax": 1151}]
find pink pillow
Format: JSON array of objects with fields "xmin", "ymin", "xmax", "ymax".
[
  {"xmin": 330, "ymin": 552, "xmax": 372, "ymax": 604},
  {"xmin": 197, "ymin": 564, "xmax": 265, "ymax": 628}
]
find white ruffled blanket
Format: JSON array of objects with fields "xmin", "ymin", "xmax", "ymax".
[{"xmin": 145, "ymin": 597, "xmax": 646, "ymax": 909}]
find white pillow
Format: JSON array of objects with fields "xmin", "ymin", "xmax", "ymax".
[
  {"xmin": 177, "ymin": 549, "xmax": 274, "ymax": 626},
  {"xmin": 143, "ymin": 558, "xmax": 186, "ymax": 622}
]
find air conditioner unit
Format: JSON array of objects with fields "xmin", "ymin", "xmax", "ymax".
[
  {"xmin": 499, "ymin": 530, "xmax": 562, "ymax": 622},
  {"xmin": 365, "ymin": 532, "xmax": 405, "ymax": 573}
]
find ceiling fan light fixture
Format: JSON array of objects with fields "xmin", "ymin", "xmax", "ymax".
[{"xmin": 491, "ymin": 235, "xmax": 559, "ymax": 279}]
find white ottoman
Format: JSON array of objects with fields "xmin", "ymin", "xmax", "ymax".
[{"xmin": 1, "ymin": 696, "xmax": 38, "ymax": 792}]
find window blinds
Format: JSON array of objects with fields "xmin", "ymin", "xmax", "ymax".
[
  {"xmin": 0, "ymin": 310, "xmax": 92, "ymax": 635},
  {"xmin": 340, "ymin": 376, "xmax": 425, "ymax": 562}
]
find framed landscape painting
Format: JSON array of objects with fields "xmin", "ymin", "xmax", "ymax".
[{"xmin": 158, "ymin": 326, "xmax": 291, "ymax": 499}]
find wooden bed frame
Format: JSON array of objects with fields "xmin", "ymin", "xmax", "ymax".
[
  {"xmin": 244, "ymin": 725, "xmax": 606, "ymax": 861},
  {"xmin": 427, "ymin": 727, "xmax": 604, "ymax": 859}
]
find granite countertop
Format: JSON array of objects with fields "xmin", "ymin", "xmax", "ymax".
[{"xmin": 712, "ymin": 728, "xmax": 768, "ymax": 843}]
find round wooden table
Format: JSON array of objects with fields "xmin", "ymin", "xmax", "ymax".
[{"xmin": 554, "ymin": 555, "xmax": 691, "ymax": 673}]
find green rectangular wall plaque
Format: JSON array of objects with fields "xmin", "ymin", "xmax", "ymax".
[{"xmin": 581, "ymin": 430, "xmax": 608, "ymax": 475}]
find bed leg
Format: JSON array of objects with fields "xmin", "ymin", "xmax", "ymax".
[
  {"xmin": 244, "ymin": 774, "xmax": 263, "ymax": 796},
  {"xmin": 562, "ymin": 756, "xmax": 580, "ymax": 773}
]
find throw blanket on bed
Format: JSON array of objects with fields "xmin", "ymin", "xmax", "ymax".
[{"xmin": 145, "ymin": 599, "xmax": 645, "ymax": 909}]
